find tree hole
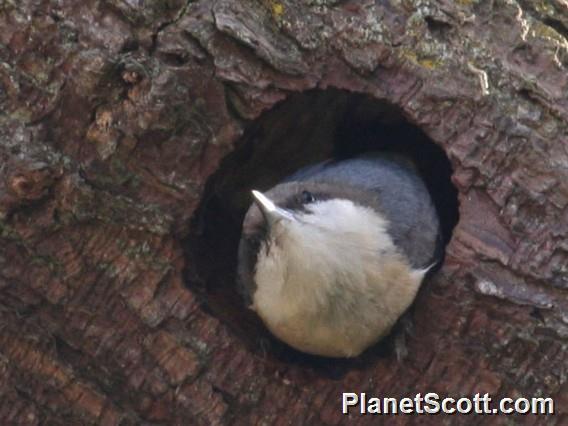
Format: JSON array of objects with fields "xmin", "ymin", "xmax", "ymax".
[{"xmin": 183, "ymin": 89, "xmax": 459, "ymax": 367}]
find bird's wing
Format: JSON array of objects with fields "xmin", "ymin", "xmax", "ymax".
[{"xmin": 286, "ymin": 153, "xmax": 442, "ymax": 270}]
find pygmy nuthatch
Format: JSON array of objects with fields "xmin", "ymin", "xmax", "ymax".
[{"xmin": 238, "ymin": 153, "xmax": 441, "ymax": 358}]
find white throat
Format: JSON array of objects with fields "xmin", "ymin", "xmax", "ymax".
[{"xmin": 251, "ymin": 199, "xmax": 425, "ymax": 357}]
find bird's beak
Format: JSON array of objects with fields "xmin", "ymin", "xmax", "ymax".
[{"xmin": 251, "ymin": 190, "xmax": 295, "ymax": 227}]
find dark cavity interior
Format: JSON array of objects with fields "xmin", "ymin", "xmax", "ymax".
[{"xmin": 183, "ymin": 89, "xmax": 459, "ymax": 369}]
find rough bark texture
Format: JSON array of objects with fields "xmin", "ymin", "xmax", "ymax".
[{"xmin": 1, "ymin": 0, "xmax": 567, "ymax": 425}]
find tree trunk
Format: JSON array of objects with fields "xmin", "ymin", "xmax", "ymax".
[{"xmin": 1, "ymin": 0, "xmax": 567, "ymax": 425}]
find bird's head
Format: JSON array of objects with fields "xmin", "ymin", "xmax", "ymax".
[{"xmin": 237, "ymin": 182, "xmax": 415, "ymax": 307}]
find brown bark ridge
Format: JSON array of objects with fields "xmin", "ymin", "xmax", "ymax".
[{"xmin": 1, "ymin": 0, "xmax": 567, "ymax": 424}]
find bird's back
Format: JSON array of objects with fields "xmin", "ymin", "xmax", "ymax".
[{"xmin": 285, "ymin": 152, "xmax": 442, "ymax": 270}]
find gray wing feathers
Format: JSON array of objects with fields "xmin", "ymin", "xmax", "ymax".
[{"xmin": 287, "ymin": 153, "xmax": 440, "ymax": 269}]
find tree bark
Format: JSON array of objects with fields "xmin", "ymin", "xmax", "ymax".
[{"xmin": 1, "ymin": 0, "xmax": 567, "ymax": 425}]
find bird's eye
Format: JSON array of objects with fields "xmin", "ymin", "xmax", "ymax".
[{"xmin": 301, "ymin": 190, "xmax": 316, "ymax": 204}]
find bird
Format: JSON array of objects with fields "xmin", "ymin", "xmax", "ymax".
[{"xmin": 237, "ymin": 152, "xmax": 442, "ymax": 358}]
